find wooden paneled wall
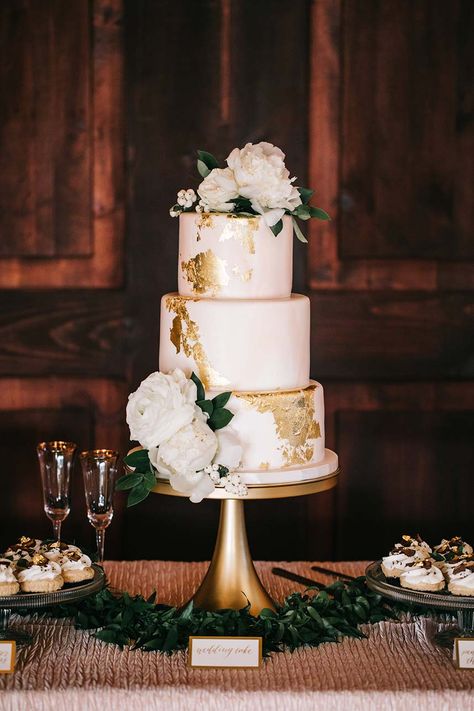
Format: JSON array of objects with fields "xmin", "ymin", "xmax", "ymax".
[{"xmin": 0, "ymin": 0, "xmax": 472, "ymax": 561}]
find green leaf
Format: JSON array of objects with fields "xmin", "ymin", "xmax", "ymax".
[
  {"xmin": 197, "ymin": 150, "xmax": 220, "ymax": 170},
  {"xmin": 116, "ymin": 473, "xmax": 144, "ymax": 491},
  {"xmin": 197, "ymin": 159, "xmax": 210, "ymax": 178},
  {"xmin": 292, "ymin": 217, "xmax": 308, "ymax": 243},
  {"xmin": 208, "ymin": 408, "xmax": 234, "ymax": 431},
  {"xmin": 127, "ymin": 483, "xmax": 152, "ymax": 507},
  {"xmin": 270, "ymin": 219, "xmax": 283, "ymax": 237},
  {"xmin": 211, "ymin": 391, "xmax": 231, "ymax": 409},
  {"xmin": 191, "ymin": 372, "xmax": 205, "ymax": 402},
  {"xmin": 143, "ymin": 466, "xmax": 157, "ymax": 490},
  {"xmin": 293, "ymin": 204, "xmax": 312, "ymax": 220},
  {"xmin": 298, "ymin": 187, "xmax": 314, "ymax": 204},
  {"xmin": 196, "ymin": 399, "xmax": 214, "ymax": 416},
  {"xmin": 124, "ymin": 449, "xmax": 150, "ymax": 468},
  {"xmin": 309, "ymin": 206, "xmax": 331, "ymax": 220}
]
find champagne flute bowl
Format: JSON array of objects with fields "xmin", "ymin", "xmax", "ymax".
[
  {"xmin": 37, "ymin": 440, "xmax": 77, "ymax": 541},
  {"xmin": 80, "ymin": 449, "xmax": 118, "ymax": 563}
]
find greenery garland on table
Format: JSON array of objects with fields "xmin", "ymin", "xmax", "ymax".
[{"xmin": 35, "ymin": 576, "xmax": 407, "ymax": 657}]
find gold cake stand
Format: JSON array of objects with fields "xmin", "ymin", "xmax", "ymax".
[{"xmin": 152, "ymin": 468, "xmax": 339, "ymax": 615}]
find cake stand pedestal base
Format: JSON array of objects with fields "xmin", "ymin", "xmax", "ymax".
[
  {"xmin": 192, "ymin": 499, "xmax": 275, "ymax": 615},
  {"xmin": 150, "ymin": 463, "xmax": 340, "ymax": 616}
]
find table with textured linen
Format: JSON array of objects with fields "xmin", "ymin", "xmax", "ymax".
[{"xmin": 1, "ymin": 561, "xmax": 473, "ymax": 711}]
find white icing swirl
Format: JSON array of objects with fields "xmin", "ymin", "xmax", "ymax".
[
  {"xmin": 382, "ymin": 552, "xmax": 418, "ymax": 573},
  {"xmin": 17, "ymin": 561, "xmax": 62, "ymax": 582},
  {"xmin": 400, "ymin": 563, "xmax": 444, "ymax": 586},
  {"xmin": 0, "ymin": 563, "xmax": 17, "ymax": 584},
  {"xmin": 43, "ymin": 544, "xmax": 82, "ymax": 563},
  {"xmin": 60, "ymin": 552, "xmax": 92, "ymax": 572}
]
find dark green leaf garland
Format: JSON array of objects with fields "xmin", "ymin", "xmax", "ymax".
[
  {"xmin": 32, "ymin": 576, "xmax": 411, "ymax": 656},
  {"xmin": 118, "ymin": 373, "xmax": 234, "ymax": 506}
]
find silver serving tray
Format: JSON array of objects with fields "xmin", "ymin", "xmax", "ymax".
[
  {"xmin": 0, "ymin": 563, "xmax": 105, "ymax": 610},
  {"xmin": 365, "ymin": 560, "xmax": 474, "ymax": 611}
]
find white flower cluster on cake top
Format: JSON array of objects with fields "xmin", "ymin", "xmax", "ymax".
[
  {"xmin": 120, "ymin": 369, "xmax": 247, "ymax": 505},
  {"xmin": 170, "ymin": 141, "xmax": 330, "ymax": 241}
]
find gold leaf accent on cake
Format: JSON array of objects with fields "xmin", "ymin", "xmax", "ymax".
[
  {"xmin": 219, "ymin": 215, "xmax": 258, "ymax": 254},
  {"xmin": 196, "ymin": 212, "xmax": 214, "ymax": 240},
  {"xmin": 231, "ymin": 265, "xmax": 253, "ymax": 282},
  {"xmin": 166, "ymin": 295, "xmax": 230, "ymax": 390},
  {"xmin": 181, "ymin": 250, "xmax": 229, "ymax": 295},
  {"xmin": 259, "ymin": 462, "xmax": 270, "ymax": 470},
  {"xmin": 237, "ymin": 385, "xmax": 321, "ymax": 466}
]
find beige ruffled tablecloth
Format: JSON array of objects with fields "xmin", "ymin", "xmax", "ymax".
[{"xmin": 1, "ymin": 561, "xmax": 473, "ymax": 711}]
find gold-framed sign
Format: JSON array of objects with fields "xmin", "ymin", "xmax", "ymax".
[
  {"xmin": 0, "ymin": 641, "xmax": 15, "ymax": 674},
  {"xmin": 454, "ymin": 638, "xmax": 474, "ymax": 669},
  {"xmin": 188, "ymin": 636, "xmax": 262, "ymax": 668}
]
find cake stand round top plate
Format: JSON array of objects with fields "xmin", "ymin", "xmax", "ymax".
[
  {"xmin": 0, "ymin": 563, "xmax": 105, "ymax": 610},
  {"xmin": 152, "ymin": 467, "xmax": 340, "ymax": 500},
  {"xmin": 366, "ymin": 560, "xmax": 474, "ymax": 611}
]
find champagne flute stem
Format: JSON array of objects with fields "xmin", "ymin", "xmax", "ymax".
[
  {"xmin": 96, "ymin": 528, "xmax": 106, "ymax": 563},
  {"xmin": 52, "ymin": 519, "xmax": 62, "ymax": 542}
]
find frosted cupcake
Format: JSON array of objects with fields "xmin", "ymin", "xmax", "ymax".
[
  {"xmin": 59, "ymin": 550, "xmax": 94, "ymax": 584},
  {"xmin": 433, "ymin": 536, "xmax": 473, "ymax": 565},
  {"xmin": 381, "ymin": 534, "xmax": 431, "ymax": 578},
  {"xmin": 446, "ymin": 558, "xmax": 474, "ymax": 597},
  {"xmin": 0, "ymin": 558, "xmax": 19, "ymax": 597},
  {"xmin": 16, "ymin": 554, "xmax": 64, "ymax": 593},
  {"xmin": 400, "ymin": 559, "xmax": 445, "ymax": 592},
  {"xmin": 41, "ymin": 540, "xmax": 82, "ymax": 562}
]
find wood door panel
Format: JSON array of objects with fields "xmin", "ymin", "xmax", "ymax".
[
  {"xmin": 0, "ymin": 0, "xmax": 124, "ymax": 287},
  {"xmin": 335, "ymin": 410, "xmax": 474, "ymax": 560},
  {"xmin": 310, "ymin": 291, "xmax": 474, "ymax": 380},
  {"xmin": 322, "ymin": 381, "xmax": 474, "ymax": 560},
  {"xmin": 0, "ymin": 1, "xmax": 91, "ymax": 257},
  {"xmin": 0, "ymin": 291, "xmax": 127, "ymax": 377},
  {"xmin": 308, "ymin": 0, "xmax": 474, "ymax": 290}
]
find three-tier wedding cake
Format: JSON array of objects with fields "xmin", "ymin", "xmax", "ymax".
[
  {"xmin": 159, "ymin": 212, "xmax": 338, "ymax": 485},
  {"xmin": 123, "ymin": 142, "xmax": 338, "ymax": 505}
]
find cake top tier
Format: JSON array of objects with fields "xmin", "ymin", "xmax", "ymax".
[
  {"xmin": 178, "ymin": 212, "xmax": 293, "ymax": 299},
  {"xmin": 169, "ymin": 142, "xmax": 330, "ymax": 300}
]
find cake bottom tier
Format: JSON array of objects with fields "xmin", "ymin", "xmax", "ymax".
[
  {"xmin": 238, "ymin": 449, "xmax": 338, "ymax": 485},
  {"xmin": 218, "ymin": 381, "xmax": 325, "ymax": 472}
]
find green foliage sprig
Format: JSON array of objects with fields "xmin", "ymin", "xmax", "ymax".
[
  {"xmin": 37, "ymin": 576, "xmax": 405, "ymax": 656},
  {"xmin": 195, "ymin": 150, "xmax": 330, "ymax": 243},
  {"xmin": 191, "ymin": 372, "xmax": 234, "ymax": 431}
]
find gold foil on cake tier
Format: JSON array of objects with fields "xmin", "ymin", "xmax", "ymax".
[
  {"xmin": 166, "ymin": 295, "xmax": 230, "ymax": 390},
  {"xmin": 196, "ymin": 212, "xmax": 214, "ymax": 240},
  {"xmin": 181, "ymin": 250, "xmax": 229, "ymax": 295},
  {"xmin": 231, "ymin": 265, "xmax": 253, "ymax": 282},
  {"xmin": 219, "ymin": 215, "xmax": 258, "ymax": 254},
  {"xmin": 237, "ymin": 385, "xmax": 321, "ymax": 466}
]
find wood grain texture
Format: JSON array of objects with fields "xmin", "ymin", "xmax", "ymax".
[
  {"xmin": 308, "ymin": 0, "xmax": 474, "ymax": 290},
  {"xmin": 310, "ymin": 291, "xmax": 474, "ymax": 380},
  {"xmin": 0, "ymin": 0, "xmax": 124, "ymax": 287},
  {"xmin": 0, "ymin": 291, "xmax": 128, "ymax": 377},
  {"xmin": 308, "ymin": 381, "xmax": 474, "ymax": 560}
]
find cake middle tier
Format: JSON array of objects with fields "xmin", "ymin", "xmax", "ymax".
[{"xmin": 159, "ymin": 293, "xmax": 310, "ymax": 391}]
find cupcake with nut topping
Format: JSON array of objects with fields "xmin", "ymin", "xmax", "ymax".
[
  {"xmin": 446, "ymin": 558, "xmax": 474, "ymax": 597},
  {"xmin": 4, "ymin": 536, "xmax": 42, "ymax": 564},
  {"xmin": 0, "ymin": 558, "xmax": 19, "ymax": 596},
  {"xmin": 399, "ymin": 558, "xmax": 446, "ymax": 593},
  {"xmin": 381, "ymin": 534, "xmax": 431, "ymax": 578},
  {"xmin": 16, "ymin": 553, "xmax": 64, "ymax": 593}
]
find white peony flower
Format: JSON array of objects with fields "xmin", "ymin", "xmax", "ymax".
[
  {"xmin": 149, "ymin": 419, "xmax": 217, "ymax": 479},
  {"xmin": 197, "ymin": 167, "xmax": 239, "ymax": 212},
  {"xmin": 215, "ymin": 429, "xmax": 242, "ymax": 470},
  {"xmin": 170, "ymin": 470, "xmax": 215, "ymax": 504},
  {"xmin": 226, "ymin": 142, "xmax": 302, "ymax": 225},
  {"xmin": 126, "ymin": 369, "xmax": 198, "ymax": 449}
]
